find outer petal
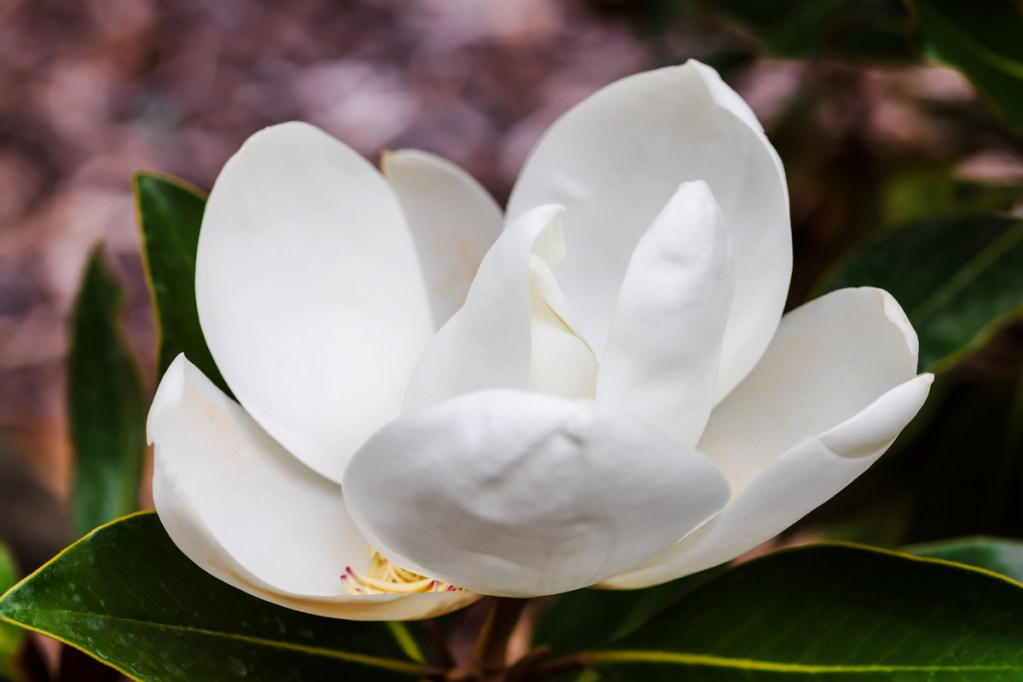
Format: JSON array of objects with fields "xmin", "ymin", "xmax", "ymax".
[
  {"xmin": 597, "ymin": 181, "xmax": 734, "ymax": 446},
  {"xmin": 403, "ymin": 205, "xmax": 597, "ymax": 409},
  {"xmin": 150, "ymin": 354, "xmax": 479, "ymax": 620},
  {"xmin": 344, "ymin": 389, "xmax": 730, "ymax": 597},
  {"xmin": 196, "ymin": 122, "xmax": 433, "ymax": 483},
  {"xmin": 507, "ymin": 60, "xmax": 790, "ymax": 401},
  {"xmin": 382, "ymin": 149, "xmax": 503, "ymax": 327},
  {"xmin": 686, "ymin": 60, "xmax": 787, "ymax": 185},
  {"xmin": 603, "ymin": 374, "xmax": 932, "ymax": 588},
  {"xmin": 699, "ymin": 287, "xmax": 921, "ymax": 491}
]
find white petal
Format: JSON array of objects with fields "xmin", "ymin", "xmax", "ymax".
[
  {"xmin": 196, "ymin": 122, "xmax": 433, "ymax": 483},
  {"xmin": 529, "ymin": 288, "xmax": 597, "ymax": 400},
  {"xmin": 597, "ymin": 181, "xmax": 734, "ymax": 446},
  {"xmin": 604, "ymin": 374, "xmax": 933, "ymax": 588},
  {"xmin": 344, "ymin": 389, "xmax": 730, "ymax": 597},
  {"xmin": 382, "ymin": 149, "xmax": 503, "ymax": 327},
  {"xmin": 699, "ymin": 287, "xmax": 921, "ymax": 491},
  {"xmin": 507, "ymin": 60, "xmax": 790, "ymax": 401},
  {"xmin": 150, "ymin": 355, "xmax": 479, "ymax": 620},
  {"xmin": 403, "ymin": 205, "xmax": 597, "ymax": 409},
  {"xmin": 685, "ymin": 60, "xmax": 787, "ymax": 186}
]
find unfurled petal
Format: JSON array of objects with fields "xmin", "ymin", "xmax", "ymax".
[
  {"xmin": 507, "ymin": 60, "xmax": 790, "ymax": 401},
  {"xmin": 344, "ymin": 390, "xmax": 730, "ymax": 597},
  {"xmin": 604, "ymin": 287, "xmax": 926, "ymax": 588},
  {"xmin": 698, "ymin": 287, "xmax": 921, "ymax": 491},
  {"xmin": 597, "ymin": 181, "xmax": 733, "ymax": 446},
  {"xmin": 382, "ymin": 149, "xmax": 503, "ymax": 327},
  {"xmin": 196, "ymin": 122, "xmax": 433, "ymax": 483},
  {"xmin": 150, "ymin": 355, "xmax": 479, "ymax": 620},
  {"xmin": 603, "ymin": 374, "xmax": 932, "ymax": 588},
  {"xmin": 403, "ymin": 205, "xmax": 597, "ymax": 410}
]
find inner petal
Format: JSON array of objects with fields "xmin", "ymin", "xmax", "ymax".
[
  {"xmin": 528, "ymin": 254, "xmax": 597, "ymax": 399},
  {"xmin": 506, "ymin": 62, "xmax": 791, "ymax": 403},
  {"xmin": 403, "ymin": 204, "xmax": 596, "ymax": 411},
  {"xmin": 596, "ymin": 181, "xmax": 734, "ymax": 447}
]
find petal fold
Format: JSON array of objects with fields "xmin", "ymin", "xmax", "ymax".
[
  {"xmin": 150, "ymin": 355, "xmax": 478, "ymax": 619},
  {"xmin": 507, "ymin": 60, "xmax": 790, "ymax": 401},
  {"xmin": 343, "ymin": 389, "xmax": 730, "ymax": 597},
  {"xmin": 403, "ymin": 205, "xmax": 596, "ymax": 409},
  {"xmin": 603, "ymin": 374, "xmax": 932, "ymax": 588},
  {"xmin": 196, "ymin": 122, "xmax": 433, "ymax": 483},
  {"xmin": 597, "ymin": 181, "xmax": 733, "ymax": 446},
  {"xmin": 382, "ymin": 149, "xmax": 503, "ymax": 326}
]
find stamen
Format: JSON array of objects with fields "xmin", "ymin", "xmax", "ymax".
[{"xmin": 342, "ymin": 550, "xmax": 463, "ymax": 595}]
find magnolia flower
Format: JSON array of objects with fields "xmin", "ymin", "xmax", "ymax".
[{"xmin": 148, "ymin": 60, "xmax": 932, "ymax": 621}]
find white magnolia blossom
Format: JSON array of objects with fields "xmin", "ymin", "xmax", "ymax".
[{"xmin": 148, "ymin": 60, "xmax": 933, "ymax": 620}]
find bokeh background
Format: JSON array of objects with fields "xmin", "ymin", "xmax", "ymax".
[{"xmin": 2, "ymin": 0, "xmax": 1022, "ymax": 595}]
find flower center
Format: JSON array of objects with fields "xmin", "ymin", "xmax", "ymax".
[{"xmin": 342, "ymin": 550, "xmax": 462, "ymax": 595}]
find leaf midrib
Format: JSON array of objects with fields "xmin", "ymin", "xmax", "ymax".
[
  {"xmin": 589, "ymin": 649, "xmax": 1023, "ymax": 674},
  {"xmin": 0, "ymin": 609, "xmax": 425, "ymax": 676}
]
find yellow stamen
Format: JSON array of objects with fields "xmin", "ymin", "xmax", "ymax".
[{"xmin": 342, "ymin": 550, "xmax": 463, "ymax": 595}]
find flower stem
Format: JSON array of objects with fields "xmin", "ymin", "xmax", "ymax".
[{"xmin": 468, "ymin": 597, "xmax": 528, "ymax": 680}]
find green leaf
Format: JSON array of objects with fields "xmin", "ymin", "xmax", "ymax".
[
  {"xmin": 585, "ymin": 544, "xmax": 1023, "ymax": 679},
  {"xmin": 0, "ymin": 513, "xmax": 430, "ymax": 681},
  {"xmin": 133, "ymin": 172, "xmax": 230, "ymax": 395},
  {"xmin": 0, "ymin": 544, "xmax": 23, "ymax": 680},
  {"xmin": 911, "ymin": 0, "xmax": 1023, "ymax": 129},
  {"xmin": 532, "ymin": 569, "xmax": 719, "ymax": 659},
  {"xmin": 823, "ymin": 214, "xmax": 1023, "ymax": 372},
  {"xmin": 908, "ymin": 537, "xmax": 1023, "ymax": 583},
  {"xmin": 68, "ymin": 251, "xmax": 146, "ymax": 539}
]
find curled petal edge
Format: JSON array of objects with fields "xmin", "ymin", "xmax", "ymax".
[{"xmin": 601, "ymin": 373, "xmax": 933, "ymax": 589}]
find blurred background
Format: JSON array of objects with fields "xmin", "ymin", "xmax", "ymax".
[{"xmin": 2, "ymin": 0, "xmax": 1023, "ymax": 613}]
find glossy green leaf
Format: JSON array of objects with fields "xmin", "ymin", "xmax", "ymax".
[
  {"xmin": 908, "ymin": 537, "xmax": 1023, "ymax": 583},
  {"xmin": 0, "ymin": 544, "xmax": 22, "ymax": 681},
  {"xmin": 68, "ymin": 251, "xmax": 146, "ymax": 539},
  {"xmin": 911, "ymin": 0, "xmax": 1023, "ymax": 128},
  {"xmin": 133, "ymin": 173, "xmax": 230, "ymax": 395},
  {"xmin": 823, "ymin": 214, "xmax": 1023, "ymax": 371},
  {"xmin": 585, "ymin": 544, "xmax": 1023, "ymax": 679},
  {"xmin": 0, "ymin": 513, "xmax": 430, "ymax": 681},
  {"xmin": 532, "ymin": 569, "xmax": 719, "ymax": 660}
]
